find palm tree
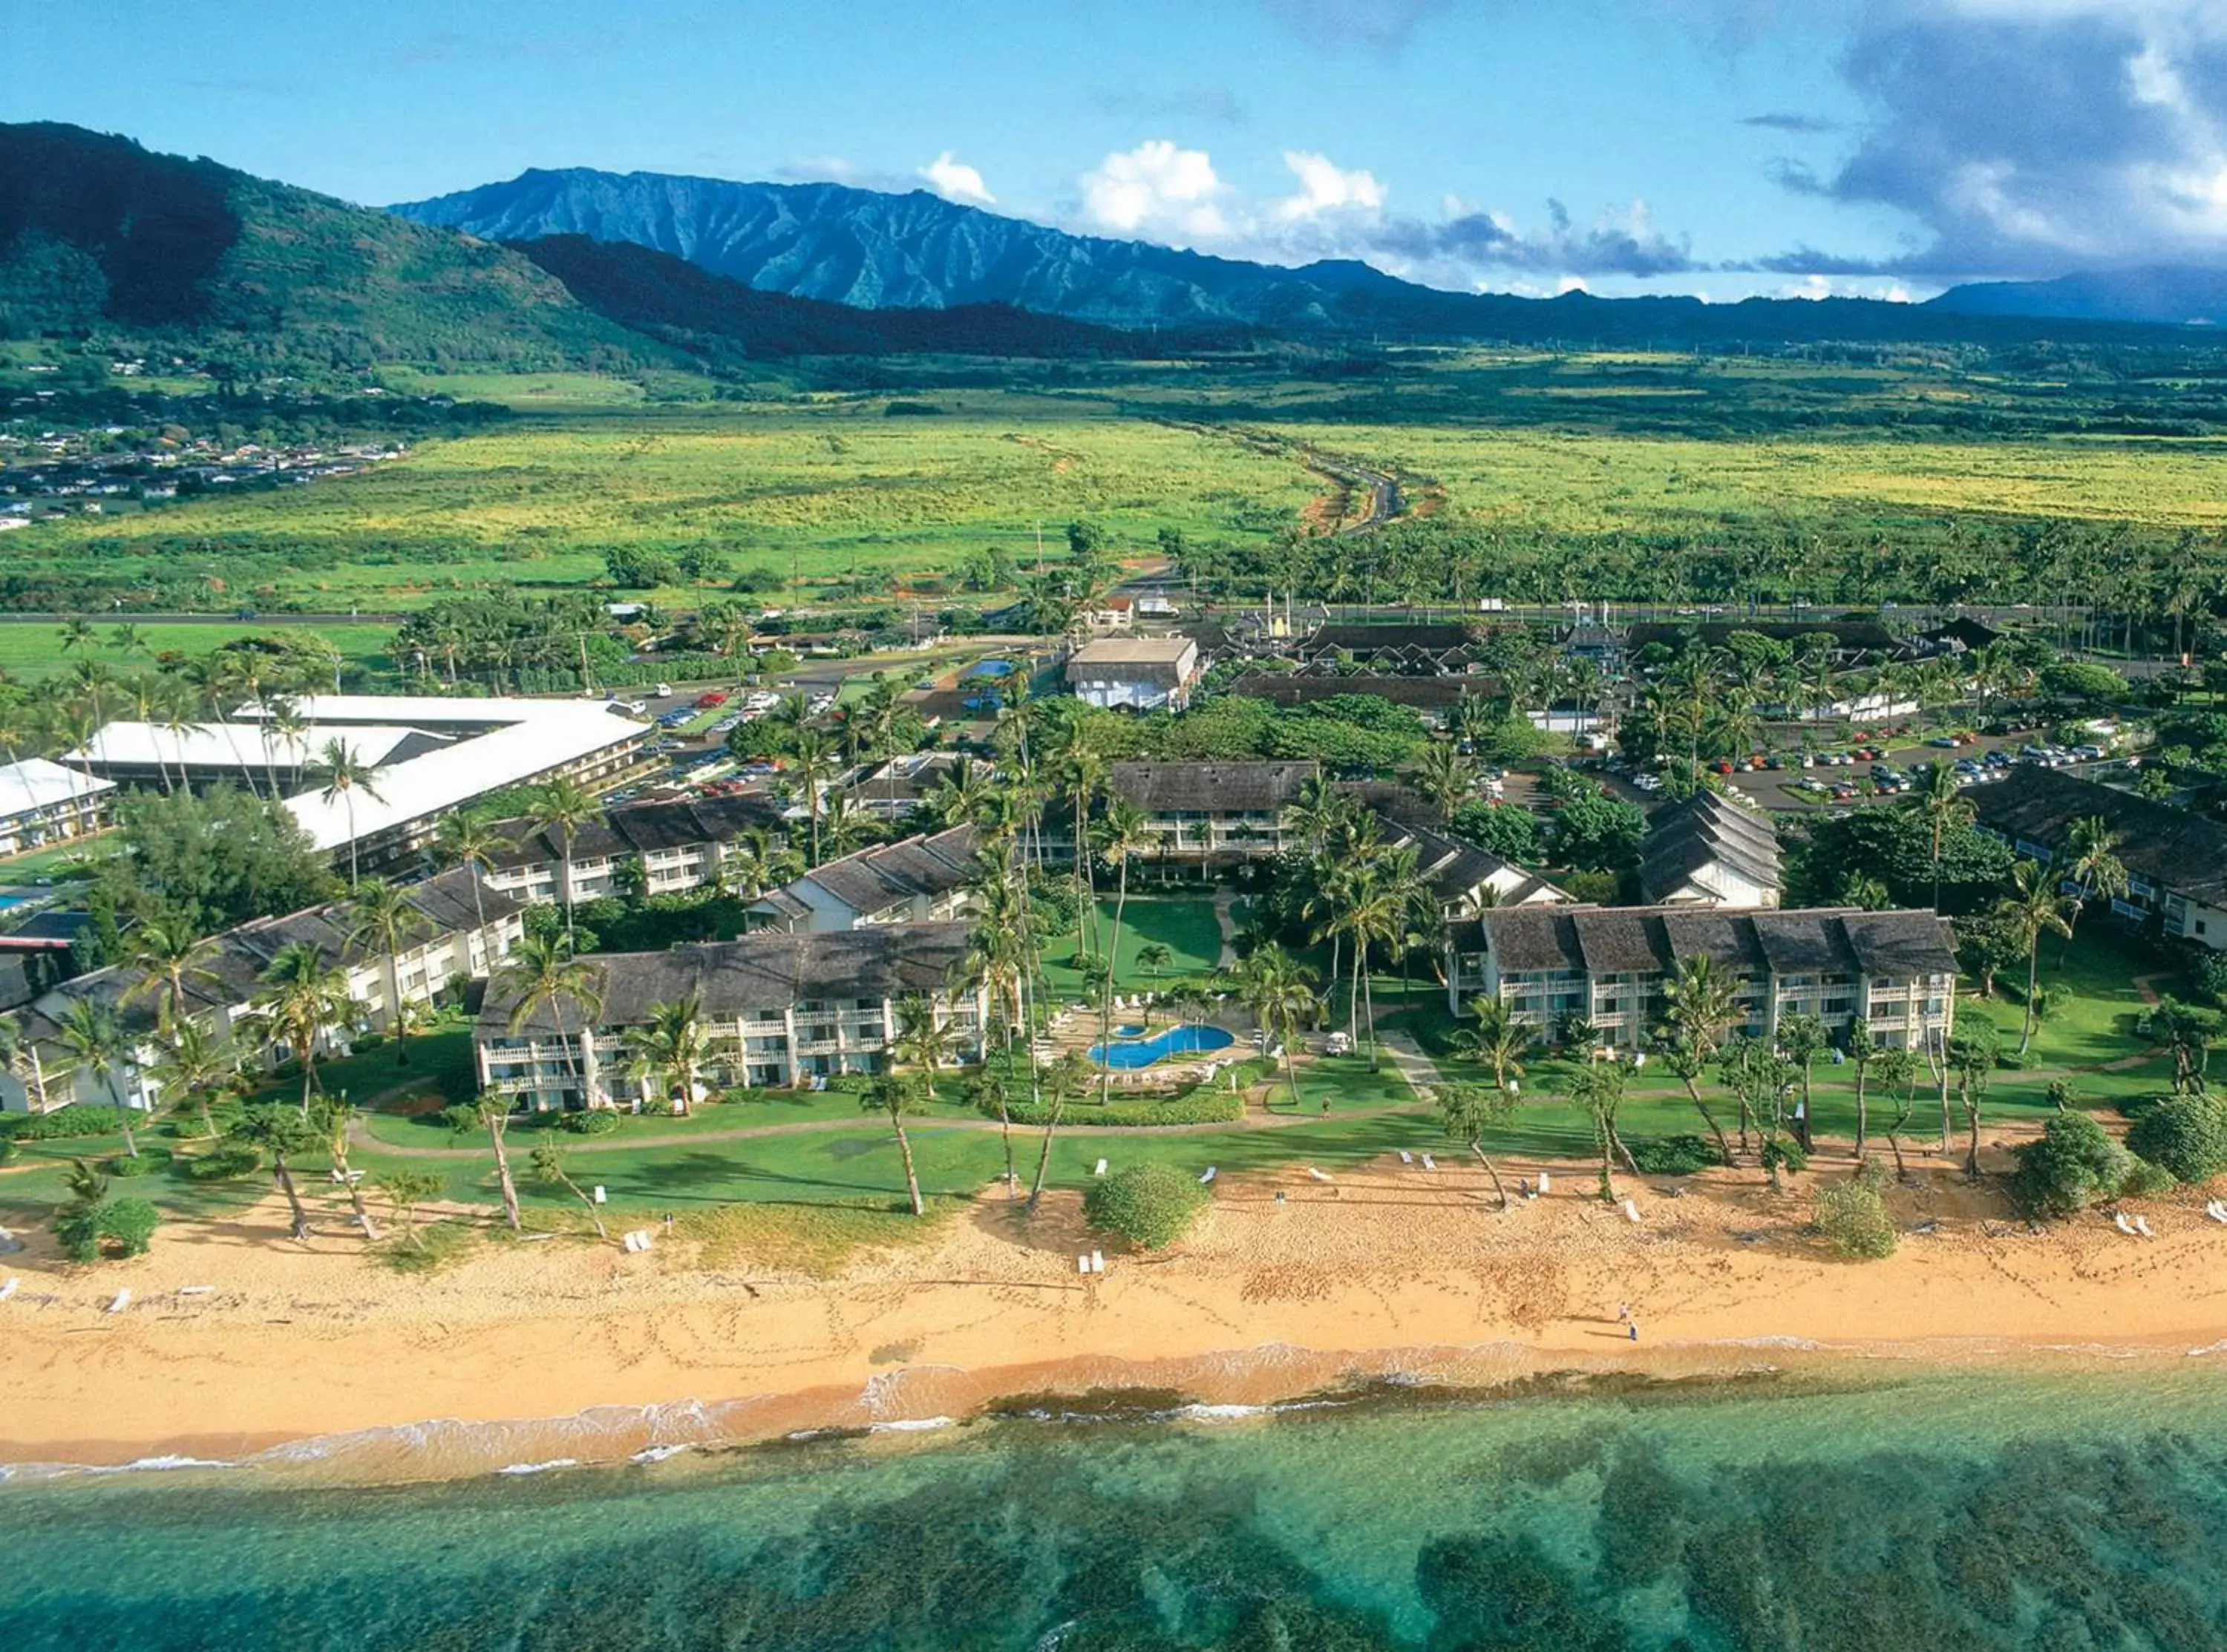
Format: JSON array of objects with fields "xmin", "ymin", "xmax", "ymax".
[
  {"xmin": 2059, "ymin": 815, "xmax": 2129, "ymax": 966},
  {"xmin": 620, "ymin": 992, "xmax": 711, "ymax": 1114},
  {"xmin": 321, "ymin": 1101, "xmax": 379, "ymax": 1240},
  {"xmin": 1137, "ymin": 942, "xmax": 1174, "ymax": 983},
  {"xmin": 378, "ymin": 1169, "xmax": 443, "ymax": 1251},
  {"xmin": 1998, "ymin": 858, "xmax": 2078, "ymax": 1056},
  {"xmin": 1236, "ymin": 942, "xmax": 1320, "ymax": 1110},
  {"xmin": 1332, "ymin": 848, "xmax": 1413, "ymax": 1073},
  {"xmin": 1090, "ymin": 796, "xmax": 1152, "ymax": 1104},
  {"xmin": 530, "ymin": 1143, "xmax": 609, "ymax": 1239},
  {"xmin": 55, "ymin": 998, "xmax": 137, "ymax": 1156},
  {"xmin": 475, "ymin": 1086, "xmax": 527, "ymax": 1231},
  {"xmin": 865, "ymin": 1072, "xmax": 929, "ymax": 1216},
  {"xmin": 1908, "ymin": 763, "xmax": 1975, "ymax": 913},
  {"xmin": 790, "ymin": 726, "xmax": 837, "ymax": 867},
  {"xmin": 318, "ymin": 738, "xmax": 387, "ymax": 889},
  {"xmin": 1566, "ymin": 1058, "xmax": 1636, "ymax": 1202},
  {"xmin": 230, "ymin": 1103, "xmax": 323, "ymax": 1242},
  {"xmin": 893, "ymin": 994, "xmax": 956, "ymax": 1101},
  {"xmin": 251, "ymin": 941, "xmax": 353, "ymax": 1117},
  {"xmin": 925, "ymin": 754, "xmax": 994, "ymax": 832},
  {"xmin": 500, "ymin": 932, "xmax": 606, "ymax": 1107},
  {"xmin": 1845, "ymin": 1017, "xmax": 1878, "ymax": 1160},
  {"xmin": 119, "ymin": 920, "xmax": 219, "ymax": 1035},
  {"xmin": 1409, "ymin": 741, "xmax": 1482, "ymax": 825},
  {"xmin": 1436, "ymin": 1081, "xmax": 1518, "ymax": 1209},
  {"xmin": 148, "ymin": 1015, "xmax": 238, "ymax": 1140},
  {"xmin": 1451, "ymin": 995, "xmax": 1531, "ymax": 1098},
  {"xmin": 1657, "ymin": 954, "xmax": 1742, "ymax": 1165},
  {"xmin": 526, "ymin": 777, "xmax": 603, "ymax": 946},
  {"xmin": 432, "ymin": 808, "xmax": 511, "ymax": 948},
  {"xmin": 341, "ymin": 879, "xmax": 434, "ymax": 1064},
  {"xmin": 1053, "ymin": 723, "xmax": 1108, "ymax": 948}
]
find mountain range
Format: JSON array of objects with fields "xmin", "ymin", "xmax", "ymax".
[{"xmin": 12, "ymin": 120, "xmax": 2227, "ymax": 382}]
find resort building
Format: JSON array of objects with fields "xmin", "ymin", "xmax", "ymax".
[
  {"xmin": 1638, "ymin": 792, "xmax": 1783, "ymax": 908},
  {"xmin": 474, "ymin": 922, "xmax": 987, "ymax": 1106},
  {"xmin": 1971, "ymin": 766, "xmax": 2227, "ymax": 951},
  {"xmin": 1225, "ymin": 672, "xmax": 1480, "ymax": 727},
  {"xmin": 0, "ymin": 757, "xmax": 115, "ymax": 856},
  {"xmin": 1, "ymin": 868, "xmax": 528, "ymax": 1115},
  {"xmin": 840, "ymin": 753, "xmax": 990, "ymax": 821},
  {"xmin": 750, "ymin": 824, "xmax": 982, "ymax": 933},
  {"xmin": 65, "ymin": 721, "xmax": 445, "ymax": 797},
  {"xmin": 1105, "ymin": 761, "xmax": 1318, "ymax": 865},
  {"xmin": 482, "ymin": 793, "xmax": 793, "ymax": 907},
  {"xmin": 1293, "ymin": 623, "xmax": 1479, "ymax": 673},
  {"xmin": 1446, "ymin": 904, "xmax": 1958, "ymax": 1052},
  {"xmin": 1389, "ymin": 818, "xmax": 1569, "ymax": 916},
  {"xmin": 1065, "ymin": 637, "xmax": 1201, "ymax": 712}
]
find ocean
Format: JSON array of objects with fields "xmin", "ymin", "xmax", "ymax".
[{"xmin": 4, "ymin": 1363, "xmax": 2226, "ymax": 1650}]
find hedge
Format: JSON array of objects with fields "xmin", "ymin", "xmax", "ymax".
[
  {"xmin": 183, "ymin": 1143, "xmax": 264, "ymax": 1181},
  {"xmin": 998, "ymin": 1093, "xmax": 1243, "ymax": 1128},
  {"xmin": 0, "ymin": 1104, "xmax": 128, "ymax": 1141}
]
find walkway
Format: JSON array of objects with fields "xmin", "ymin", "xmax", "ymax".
[
  {"xmin": 1211, "ymin": 888, "xmax": 1240, "ymax": 969},
  {"xmin": 1374, "ymin": 1027, "xmax": 1448, "ymax": 1103}
]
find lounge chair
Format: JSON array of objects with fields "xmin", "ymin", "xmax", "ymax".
[
  {"xmin": 177, "ymin": 1285, "xmax": 213, "ymax": 1296},
  {"xmin": 1622, "ymin": 1199, "xmax": 1643, "ymax": 1225},
  {"xmin": 1199, "ymin": 1167, "xmax": 1217, "ymax": 1184},
  {"xmin": 1537, "ymin": 1171, "xmax": 1551, "ymax": 1193},
  {"xmin": 2208, "ymin": 1202, "xmax": 2227, "ymax": 1225},
  {"xmin": 106, "ymin": 1290, "xmax": 131, "ymax": 1314},
  {"xmin": 1093, "ymin": 1158, "xmax": 1108, "ymax": 1176},
  {"xmin": 1421, "ymin": 1153, "xmax": 1436, "ymax": 1170},
  {"xmin": 1090, "ymin": 1251, "xmax": 1105, "ymax": 1274},
  {"xmin": 1398, "ymin": 1150, "xmax": 1414, "ymax": 1165},
  {"xmin": 2133, "ymin": 1215, "xmax": 2156, "ymax": 1239},
  {"xmin": 2114, "ymin": 1213, "xmax": 2138, "ymax": 1236},
  {"xmin": 0, "ymin": 1279, "xmax": 17, "ymax": 1303},
  {"xmin": 1078, "ymin": 1254, "xmax": 1091, "ymax": 1274},
  {"xmin": 1307, "ymin": 1167, "xmax": 1331, "ymax": 1183}
]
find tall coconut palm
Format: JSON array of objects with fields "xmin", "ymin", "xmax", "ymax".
[
  {"xmin": 925, "ymin": 754, "xmax": 995, "ymax": 832},
  {"xmin": 118, "ymin": 920, "xmax": 219, "ymax": 1035},
  {"xmin": 341, "ymin": 879, "xmax": 434, "ymax": 1061},
  {"xmin": 1998, "ymin": 858, "xmax": 2078, "ymax": 1056},
  {"xmin": 229, "ymin": 1102, "xmax": 323, "ymax": 1242},
  {"xmin": 317, "ymin": 738, "xmax": 387, "ymax": 890},
  {"xmin": 1451, "ymin": 995, "xmax": 1532, "ymax": 1098},
  {"xmin": 1331, "ymin": 848, "xmax": 1412, "ymax": 1072},
  {"xmin": 2060, "ymin": 815, "xmax": 2129, "ymax": 966},
  {"xmin": 620, "ymin": 992, "xmax": 711, "ymax": 1115},
  {"xmin": 1053, "ymin": 722, "xmax": 1107, "ymax": 948},
  {"xmin": 526, "ymin": 776, "xmax": 603, "ymax": 946},
  {"xmin": 1090, "ymin": 796, "xmax": 1152, "ymax": 1104},
  {"xmin": 55, "ymin": 997, "xmax": 137, "ymax": 1156},
  {"xmin": 148, "ymin": 1015, "xmax": 239, "ymax": 1140},
  {"xmin": 1656, "ymin": 954, "xmax": 1742, "ymax": 1165},
  {"xmin": 1409, "ymin": 741, "xmax": 1482, "ymax": 825},
  {"xmin": 1237, "ymin": 942, "xmax": 1321, "ymax": 1110},
  {"xmin": 321, "ymin": 1101, "xmax": 379, "ymax": 1240},
  {"xmin": 251, "ymin": 940, "xmax": 353, "ymax": 1117},
  {"xmin": 1908, "ymin": 762, "xmax": 1975, "ymax": 914},
  {"xmin": 893, "ymin": 994, "xmax": 957, "ymax": 1101},
  {"xmin": 432, "ymin": 807, "xmax": 510, "ymax": 949},
  {"xmin": 790, "ymin": 726, "xmax": 837, "ymax": 868},
  {"xmin": 498, "ymin": 934, "xmax": 606, "ymax": 1111},
  {"xmin": 1436, "ymin": 1081, "xmax": 1518, "ymax": 1209}
]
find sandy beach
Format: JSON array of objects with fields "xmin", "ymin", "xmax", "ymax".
[{"xmin": 6, "ymin": 1140, "xmax": 2227, "ymax": 1479}]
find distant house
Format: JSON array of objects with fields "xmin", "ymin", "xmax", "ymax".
[
  {"xmin": 1971, "ymin": 766, "xmax": 2227, "ymax": 950},
  {"xmin": 750, "ymin": 824, "xmax": 982, "ymax": 933},
  {"xmin": 1638, "ymin": 792, "xmax": 1782, "ymax": 908},
  {"xmin": 484, "ymin": 793, "xmax": 792, "ymax": 908},
  {"xmin": 1065, "ymin": 637, "xmax": 1201, "ymax": 711},
  {"xmin": 475, "ymin": 922, "xmax": 987, "ymax": 1104},
  {"xmin": 1295, "ymin": 623, "xmax": 1477, "ymax": 673},
  {"xmin": 0, "ymin": 758, "xmax": 115, "ymax": 855},
  {"xmin": 843, "ymin": 753, "xmax": 990, "ymax": 821},
  {"xmin": 2, "ymin": 868, "xmax": 526, "ymax": 1115},
  {"xmin": 1225, "ymin": 672, "xmax": 1482, "ymax": 727},
  {"xmin": 1447, "ymin": 904, "xmax": 1958, "ymax": 1052},
  {"xmin": 1105, "ymin": 761, "xmax": 1318, "ymax": 864}
]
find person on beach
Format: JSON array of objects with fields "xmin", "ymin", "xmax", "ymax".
[
  {"xmin": 1628, "ymin": 1322, "xmax": 1639, "ymax": 1342},
  {"xmin": 1618, "ymin": 1302, "xmax": 1631, "ymax": 1323}
]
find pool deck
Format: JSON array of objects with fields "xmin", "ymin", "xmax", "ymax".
[{"xmin": 1036, "ymin": 1002, "xmax": 1253, "ymax": 1089}]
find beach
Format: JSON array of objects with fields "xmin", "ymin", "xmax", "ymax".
[{"xmin": 5, "ymin": 1140, "xmax": 2226, "ymax": 1478}]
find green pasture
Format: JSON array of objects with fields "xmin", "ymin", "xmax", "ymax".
[{"xmin": 0, "ymin": 621, "xmax": 396, "ymax": 681}]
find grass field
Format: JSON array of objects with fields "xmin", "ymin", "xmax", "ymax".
[
  {"xmin": 1041, "ymin": 895, "xmax": 1227, "ymax": 1000},
  {"xmin": 0, "ymin": 621, "xmax": 396, "ymax": 681}
]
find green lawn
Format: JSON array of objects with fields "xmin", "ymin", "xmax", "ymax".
[
  {"xmin": 0, "ymin": 621, "xmax": 396, "ymax": 682},
  {"xmin": 1041, "ymin": 895, "xmax": 1226, "ymax": 1000}
]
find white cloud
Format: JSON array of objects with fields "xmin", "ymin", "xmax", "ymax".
[
  {"xmin": 1079, "ymin": 140, "xmax": 1230, "ymax": 241},
  {"xmin": 919, "ymin": 151, "xmax": 995, "ymax": 206},
  {"xmin": 1274, "ymin": 150, "xmax": 1387, "ymax": 220}
]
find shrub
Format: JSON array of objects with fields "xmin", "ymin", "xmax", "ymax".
[
  {"xmin": 2121, "ymin": 1158, "xmax": 2179, "ymax": 1198},
  {"xmin": 2011, "ymin": 1111, "xmax": 2134, "ymax": 1218},
  {"xmin": 1628, "ymin": 1135, "xmax": 1721, "ymax": 1176},
  {"xmin": 105, "ymin": 1152, "xmax": 158, "ymax": 1179},
  {"xmin": 184, "ymin": 1143, "xmax": 264, "ymax": 1181},
  {"xmin": 0, "ymin": 1103, "xmax": 126, "ymax": 1142},
  {"xmin": 436, "ymin": 1104, "xmax": 482, "ymax": 1138},
  {"xmin": 1001, "ymin": 1093, "xmax": 1243, "ymax": 1127},
  {"xmin": 2126, "ymin": 1093, "xmax": 2227, "ymax": 1184},
  {"xmin": 1761, "ymin": 1138, "xmax": 1810, "ymax": 1177},
  {"xmin": 559, "ymin": 1108, "xmax": 623, "ymax": 1136},
  {"xmin": 0, "ymin": 1137, "xmax": 12, "ymax": 1166},
  {"xmin": 1814, "ymin": 1177, "xmax": 1897, "ymax": 1259},
  {"xmin": 2199, "ymin": 949, "xmax": 2227, "ymax": 1007},
  {"xmin": 55, "ymin": 1196, "xmax": 160, "ymax": 1262},
  {"xmin": 1084, "ymin": 1162, "xmax": 1210, "ymax": 1250}
]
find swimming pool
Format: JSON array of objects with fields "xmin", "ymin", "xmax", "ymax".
[
  {"xmin": 964, "ymin": 659, "xmax": 1018, "ymax": 680},
  {"xmin": 1088, "ymin": 1023, "xmax": 1237, "ymax": 1069}
]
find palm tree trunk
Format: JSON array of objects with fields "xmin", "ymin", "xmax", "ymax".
[
  {"xmin": 1854, "ymin": 1070, "xmax": 1868, "ymax": 1158},
  {"xmin": 1096, "ymin": 860, "xmax": 1132, "ymax": 1107},
  {"xmin": 1026, "ymin": 1092, "xmax": 1063, "ymax": 1212},
  {"xmin": 1470, "ymin": 1142, "xmax": 1508, "ymax": 1210},
  {"xmin": 2018, "ymin": 941, "xmax": 2041, "ymax": 1055},
  {"xmin": 562, "ymin": 841, "xmax": 578, "ymax": 945},
  {"xmin": 1684, "ymin": 1078, "xmax": 1734, "ymax": 1167},
  {"xmin": 272, "ymin": 1153, "xmax": 312, "ymax": 1242},
  {"xmin": 893, "ymin": 1118, "xmax": 924, "ymax": 1216},
  {"xmin": 1283, "ymin": 1029, "xmax": 1306, "ymax": 1111},
  {"xmin": 488, "ymin": 1115, "xmax": 523, "ymax": 1230},
  {"xmin": 1362, "ymin": 967, "xmax": 1380, "ymax": 1072}
]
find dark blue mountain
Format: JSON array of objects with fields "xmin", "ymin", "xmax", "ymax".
[{"xmin": 1928, "ymin": 267, "xmax": 2227, "ymax": 326}]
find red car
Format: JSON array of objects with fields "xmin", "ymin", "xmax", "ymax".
[{"xmin": 694, "ymin": 691, "xmax": 730, "ymax": 708}]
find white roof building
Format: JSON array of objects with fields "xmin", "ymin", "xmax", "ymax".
[
  {"xmin": 0, "ymin": 758, "xmax": 114, "ymax": 820},
  {"xmin": 68, "ymin": 722, "xmax": 436, "ymax": 775}
]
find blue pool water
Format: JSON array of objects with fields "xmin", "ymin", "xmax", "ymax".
[
  {"xmin": 963, "ymin": 658, "xmax": 1018, "ymax": 679},
  {"xmin": 1088, "ymin": 1023, "xmax": 1236, "ymax": 1069}
]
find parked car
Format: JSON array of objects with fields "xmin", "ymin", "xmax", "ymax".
[{"xmin": 694, "ymin": 690, "xmax": 730, "ymax": 708}]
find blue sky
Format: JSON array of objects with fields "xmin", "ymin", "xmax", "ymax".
[{"xmin": 21, "ymin": 1, "xmax": 2227, "ymax": 299}]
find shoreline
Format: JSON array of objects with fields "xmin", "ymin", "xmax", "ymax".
[{"xmin": 7, "ymin": 1150, "xmax": 2227, "ymax": 1484}]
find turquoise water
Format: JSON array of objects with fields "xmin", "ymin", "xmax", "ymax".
[
  {"xmin": 1089, "ymin": 1023, "xmax": 1237, "ymax": 1069},
  {"xmin": 7, "ymin": 1366, "xmax": 2227, "ymax": 1649}
]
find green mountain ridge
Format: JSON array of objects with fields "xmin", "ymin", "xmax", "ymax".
[{"xmin": 0, "ymin": 122, "xmax": 673, "ymax": 373}]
